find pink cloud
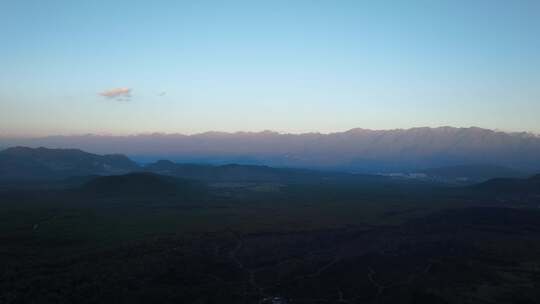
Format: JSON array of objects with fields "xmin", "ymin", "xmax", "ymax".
[{"xmin": 99, "ymin": 88, "xmax": 132, "ymax": 101}]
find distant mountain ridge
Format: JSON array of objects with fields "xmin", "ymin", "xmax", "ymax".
[{"xmin": 2, "ymin": 127, "xmax": 540, "ymax": 172}]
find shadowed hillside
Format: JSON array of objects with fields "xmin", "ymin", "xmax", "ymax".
[{"xmin": 0, "ymin": 147, "xmax": 139, "ymax": 180}]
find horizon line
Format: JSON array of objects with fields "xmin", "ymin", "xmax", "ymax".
[{"xmin": 1, "ymin": 126, "xmax": 539, "ymax": 139}]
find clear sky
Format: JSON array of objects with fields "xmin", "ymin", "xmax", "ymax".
[{"xmin": 1, "ymin": 0, "xmax": 539, "ymax": 136}]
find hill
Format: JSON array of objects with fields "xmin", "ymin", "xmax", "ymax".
[
  {"xmin": 144, "ymin": 160, "xmax": 382, "ymax": 183},
  {"xmin": 0, "ymin": 147, "xmax": 139, "ymax": 180},
  {"xmin": 0, "ymin": 146, "xmax": 389, "ymax": 185}
]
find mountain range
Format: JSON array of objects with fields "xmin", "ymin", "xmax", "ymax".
[
  {"xmin": 1, "ymin": 127, "xmax": 540, "ymax": 173},
  {"xmin": 0, "ymin": 147, "xmax": 379, "ymax": 184},
  {"xmin": 1, "ymin": 146, "xmax": 540, "ymax": 202}
]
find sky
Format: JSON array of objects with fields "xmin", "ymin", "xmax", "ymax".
[{"xmin": 1, "ymin": 0, "xmax": 539, "ymax": 136}]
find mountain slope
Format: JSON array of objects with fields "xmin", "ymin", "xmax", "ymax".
[{"xmin": 0, "ymin": 147, "xmax": 139, "ymax": 180}]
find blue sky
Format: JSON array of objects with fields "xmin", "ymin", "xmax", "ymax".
[{"xmin": 1, "ymin": 0, "xmax": 539, "ymax": 136}]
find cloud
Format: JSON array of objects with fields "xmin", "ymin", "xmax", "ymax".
[{"xmin": 99, "ymin": 88, "xmax": 132, "ymax": 101}]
